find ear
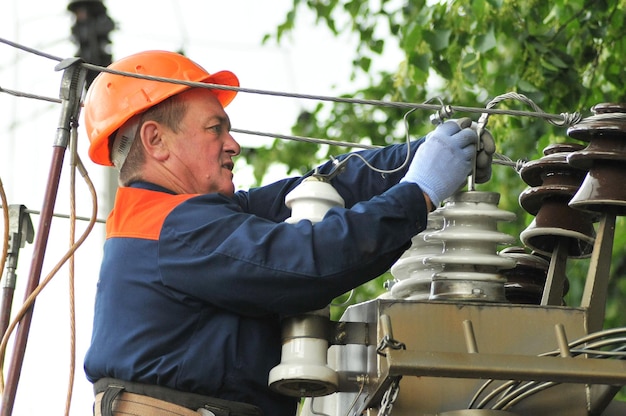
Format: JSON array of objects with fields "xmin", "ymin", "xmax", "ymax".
[{"xmin": 140, "ymin": 120, "xmax": 169, "ymax": 162}]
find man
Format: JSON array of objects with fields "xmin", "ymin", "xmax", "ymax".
[{"xmin": 83, "ymin": 50, "xmax": 482, "ymax": 416}]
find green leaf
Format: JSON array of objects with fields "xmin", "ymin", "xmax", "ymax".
[
  {"xmin": 401, "ymin": 21, "xmax": 423, "ymax": 54},
  {"xmin": 546, "ymin": 53, "xmax": 569, "ymax": 69},
  {"xmin": 486, "ymin": 0, "xmax": 504, "ymax": 7},
  {"xmin": 344, "ymin": 0, "xmax": 361, "ymax": 18},
  {"xmin": 474, "ymin": 26, "xmax": 497, "ymax": 53},
  {"xmin": 517, "ymin": 79, "xmax": 539, "ymax": 92},
  {"xmin": 471, "ymin": 0, "xmax": 487, "ymax": 20},
  {"xmin": 423, "ymin": 28, "xmax": 452, "ymax": 51},
  {"xmin": 540, "ymin": 56, "xmax": 560, "ymax": 72},
  {"xmin": 409, "ymin": 52, "xmax": 431, "ymax": 75},
  {"xmin": 370, "ymin": 38, "xmax": 385, "ymax": 54}
]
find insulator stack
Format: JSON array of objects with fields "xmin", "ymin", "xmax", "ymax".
[
  {"xmin": 499, "ymin": 246, "xmax": 559, "ymax": 305},
  {"xmin": 389, "ymin": 209, "xmax": 444, "ymax": 300},
  {"xmin": 425, "ymin": 191, "xmax": 517, "ymax": 302},
  {"xmin": 268, "ymin": 176, "xmax": 342, "ymax": 398},
  {"xmin": 518, "ymin": 143, "xmax": 596, "ymax": 259},
  {"xmin": 566, "ymin": 102, "xmax": 626, "ymax": 215}
]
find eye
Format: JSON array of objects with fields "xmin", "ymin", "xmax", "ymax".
[
  {"xmin": 206, "ymin": 118, "xmax": 230, "ymax": 135},
  {"xmin": 207, "ymin": 124, "xmax": 223, "ymax": 134}
]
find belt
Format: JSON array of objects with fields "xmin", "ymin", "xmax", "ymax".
[
  {"xmin": 95, "ymin": 391, "xmax": 202, "ymax": 416},
  {"xmin": 94, "ymin": 378, "xmax": 263, "ymax": 416}
]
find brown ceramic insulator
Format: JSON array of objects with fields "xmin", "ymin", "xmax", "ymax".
[
  {"xmin": 518, "ymin": 143, "xmax": 596, "ymax": 258},
  {"xmin": 567, "ymin": 102, "xmax": 626, "ymax": 215},
  {"xmin": 499, "ymin": 247, "xmax": 559, "ymax": 305}
]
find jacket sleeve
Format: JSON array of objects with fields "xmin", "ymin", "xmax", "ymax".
[
  {"xmin": 232, "ymin": 139, "xmax": 423, "ymax": 221},
  {"xmin": 159, "ymin": 180, "xmax": 429, "ymax": 317}
]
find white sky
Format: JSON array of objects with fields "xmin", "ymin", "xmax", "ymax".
[{"xmin": 0, "ymin": 1, "xmax": 402, "ymax": 414}]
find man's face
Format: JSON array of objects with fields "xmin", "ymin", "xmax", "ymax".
[{"xmin": 164, "ymin": 88, "xmax": 241, "ymax": 196}]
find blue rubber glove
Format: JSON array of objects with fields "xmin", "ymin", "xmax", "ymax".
[{"xmin": 400, "ymin": 120, "xmax": 477, "ymax": 206}]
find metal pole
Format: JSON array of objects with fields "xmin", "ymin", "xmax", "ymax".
[
  {"xmin": 0, "ymin": 58, "xmax": 86, "ymax": 416},
  {"xmin": 540, "ymin": 239, "xmax": 569, "ymax": 306},
  {"xmin": 580, "ymin": 213, "xmax": 617, "ymax": 333}
]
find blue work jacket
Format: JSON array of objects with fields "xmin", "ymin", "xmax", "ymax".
[{"xmin": 84, "ymin": 140, "xmax": 429, "ymax": 415}]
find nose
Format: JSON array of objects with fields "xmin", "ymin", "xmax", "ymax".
[{"xmin": 225, "ymin": 132, "xmax": 241, "ymax": 156}]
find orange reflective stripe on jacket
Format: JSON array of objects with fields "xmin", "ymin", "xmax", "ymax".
[{"xmin": 106, "ymin": 187, "xmax": 198, "ymax": 240}]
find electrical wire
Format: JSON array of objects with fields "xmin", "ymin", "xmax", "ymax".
[
  {"xmin": 305, "ymin": 375, "xmax": 367, "ymax": 416},
  {"xmin": 307, "ymin": 397, "xmax": 331, "ymax": 416},
  {"xmin": 64, "ymin": 122, "xmax": 79, "ymax": 416},
  {"xmin": 312, "ymin": 107, "xmax": 416, "ymax": 183},
  {"xmin": 81, "ymin": 59, "xmax": 582, "ymax": 125},
  {"xmin": 0, "ymin": 35, "xmax": 581, "ymax": 204},
  {"xmin": 0, "ymin": 36, "xmax": 64, "ymax": 62},
  {"xmin": 493, "ymin": 381, "xmax": 557, "ymax": 411},
  {"xmin": 343, "ymin": 376, "xmax": 368, "ymax": 416},
  {"xmin": 0, "ymin": 36, "xmax": 584, "ymax": 133},
  {"xmin": 0, "ymin": 208, "xmax": 106, "ymax": 225},
  {"xmin": 0, "ymin": 34, "xmax": 586, "ymax": 201},
  {"xmin": 231, "ymin": 128, "xmax": 379, "ymax": 150},
  {"xmin": 468, "ymin": 328, "xmax": 626, "ymax": 410},
  {"xmin": 477, "ymin": 92, "xmax": 582, "ymax": 131}
]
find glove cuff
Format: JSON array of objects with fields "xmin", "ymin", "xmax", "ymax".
[{"xmin": 400, "ymin": 177, "xmax": 441, "ymax": 207}]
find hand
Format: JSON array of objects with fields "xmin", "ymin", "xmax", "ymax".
[
  {"xmin": 401, "ymin": 120, "xmax": 477, "ymax": 206},
  {"xmin": 453, "ymin": 117, "xmax": 495, "ymax": 184}
]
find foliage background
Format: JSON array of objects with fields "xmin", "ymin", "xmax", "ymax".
[{"xmin": 250, "ymin": 0, "xmax": 626, "ymax": 326}]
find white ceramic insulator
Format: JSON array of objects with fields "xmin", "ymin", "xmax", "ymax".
[
  {"xmin": 424, "ymin": 191, "xmax": 517, "ymax": 302},
  {"xmin": 268, "ymin": 336, "xmax": 339, "ymax": 394},
  {"xmin": 389, "ymin": 209, "xmax": 445, "ymax": 300},
  {"xmin": 284, "ymin": 177, "xmax": 345, "ymax": 224},
  {"xmin": 268, "ymin": 177, "xmax": 343, "ymax": 397}
]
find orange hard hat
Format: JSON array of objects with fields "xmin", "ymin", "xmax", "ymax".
[{"xmin": 84, "ymin": 50, "xmax": 239, "ymax": 166}]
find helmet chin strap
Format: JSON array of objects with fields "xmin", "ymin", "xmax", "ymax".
[{"xmin": 111, "ymin": 115, "xmax": 141, "ymax": 170}]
